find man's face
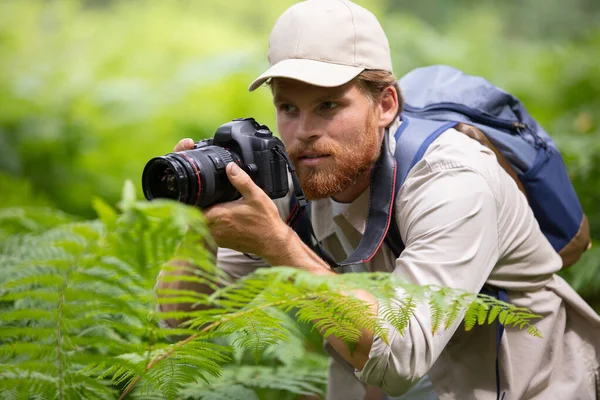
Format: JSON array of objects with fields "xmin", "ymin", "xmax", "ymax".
[{"xmin": 272, "ymin": 78, "xmax": 382, "ymax": 200}]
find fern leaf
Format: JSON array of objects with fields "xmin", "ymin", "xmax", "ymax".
[
  {"xmin": 463, "ymin": 301, "xmax": 479, "ymax": 331},
  {"xmin": 429, "ymin": 289, "xmax": 449, "ymax": 335},
  {"xmin": 379, "ymin": 295, "xmax": 416, "ymax": 340},
  {"xmin": 527, "ymin": 325, "xmax": 543, "ymax": 338},
  {"xmin": 178, "ymin": 364, "xmax": 327, "ymax": 400},
  {"xmin": 92, "ymin": 197, "xmax": 118, "ymax": 229},
  {"xmin": 444, "ymin": 293, "xmax": 470, "ymax": 330},
  {"xmin": 135, "ymin": 340, "xmax": 231, "ymax": 399},
  {"xmin": 179, "ymin": 384, "xmax": 259, "ymax": 400},
  {"xmin": 477, "ymin": 302, "xmax": 489, "ymax": 326}
]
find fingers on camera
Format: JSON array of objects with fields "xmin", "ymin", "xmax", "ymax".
[{"xmin": 174, "ymin": 138, "xmax": 194, "ymax": 152}]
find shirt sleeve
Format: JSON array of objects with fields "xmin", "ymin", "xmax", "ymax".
[
  {"xmin": 216, "ymin": 246, "xmax": 269, "ymax": 279},
  {"xmin": 355, "ymin": 159, "xmax": 500, "ymax": 396}
]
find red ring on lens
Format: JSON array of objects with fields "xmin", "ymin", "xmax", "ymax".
[{"xmin": 181, "ymin": 153, "xmax": 202, "ymax": 206}]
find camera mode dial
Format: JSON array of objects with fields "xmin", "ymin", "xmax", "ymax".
[{"xmin": 255, "ymin": 129, "xmax": 272, "ymax": 138}]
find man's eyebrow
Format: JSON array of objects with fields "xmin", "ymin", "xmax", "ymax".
[
  {"xmin": 314, "ymin": 85, "xmax": 353, "ymax": 103},
  {"xmin": 313, "ymin": 92, "xmax": 346, "ymax": 104},
  {"xmin": 272, "ymin": 94, "xmax": 291, "ymax": 104},
  {"xmin": 272, "ymin": 88, "xmax": 350, "ymax": 105}
]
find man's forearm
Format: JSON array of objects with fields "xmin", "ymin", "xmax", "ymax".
[
  {"xmin": 156, "ymin": 259, "xmax": 218, "ymax": 327},
  {"xmin": 156, "ymin": 239, "xmax": 219, "ymax": 327}
]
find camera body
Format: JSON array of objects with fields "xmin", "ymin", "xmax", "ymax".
[
  {"xmin": 194, "ymin": 117, "xmax": 289, "ymax": 200},
  {"xmin": 142, "ymin": 118, "xmax": 289, "ymax": 208}
]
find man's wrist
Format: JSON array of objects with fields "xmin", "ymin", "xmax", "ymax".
[
  {"xmin": 262, "ymin": 225, "xmax": 335, "ymax": 275},
  {"xmin": 262, "ymin": 224, "xmax": 304, "ymax": 266}
]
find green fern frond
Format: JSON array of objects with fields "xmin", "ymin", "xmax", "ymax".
[
  {"xmin": 179, "ymin": 384, "xmax": 259, "ymax": 400},
  {"xmin": 0, "ymin": 367, "xmax": 59, "ymax": 397},
  {"xmin": 0, "ymin": 207, "xmax": 77, "ymax": 247},
  {"xmin": 134, "ymin": 340, "xmax": 231, "ymax": 399},
  {"xmin": 0, "ymin": 387, "xmax": 18, "ymax": 400},
  {"xmin": 178, "ymin": 363, "xmax": 327, "ymax": 400},
  {"xmin": 527, "ymin": 325, "xmax": 543, "ymax": 338},
  {"xmin": 379, "ymin": 296, "xmax": 414, "ymax": 339},
  {"xmin": 221, "ymin": 310, "xmax": 290, "ymax": 361},
  {"xmin": 260, "ymin": 309, "xmax": 309, "ymax": 366}
]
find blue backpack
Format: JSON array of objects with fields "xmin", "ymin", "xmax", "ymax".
[{"xmin": 395, "ymin": 64, "xmax": 590, "ymax": 268}]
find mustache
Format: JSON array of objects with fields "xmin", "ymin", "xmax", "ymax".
[{"xmin": 286, "ymin": 140, "xmax": 341, "ymax": 161}]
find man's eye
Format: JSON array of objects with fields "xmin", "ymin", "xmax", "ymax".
[
  {"xmin": 320, "ymin": 101, "xmax": 338, "ymax": 110},
  {"xmin": 280, "ymin": 104, "xmax": 297, "ymax": 113}
]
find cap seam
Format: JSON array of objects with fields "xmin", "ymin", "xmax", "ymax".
[
  {"xmin": 294, "ymin": 11, "xmax": 306, "ymax": 58},
  {"xmin": 338, "ymin": 0, "xmax": 357, "ymax": 64}
]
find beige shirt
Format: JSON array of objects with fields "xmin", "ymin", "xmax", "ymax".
[{"xmin": 216, "ymin": 126, "xmax": 600, "ymax": 399}]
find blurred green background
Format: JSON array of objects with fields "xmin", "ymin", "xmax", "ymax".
[{"xmin": 1, "ymin": 0, "xmax": 599, "ymax": 307}]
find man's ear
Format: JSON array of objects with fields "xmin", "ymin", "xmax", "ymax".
[{"xmin": 377, "ymin": 86, "xmax": 399, "ymax": 128}]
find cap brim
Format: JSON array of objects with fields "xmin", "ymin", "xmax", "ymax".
[{"xmin": 248, "ymin": 58, "xmax": 364, "ymax": 92}]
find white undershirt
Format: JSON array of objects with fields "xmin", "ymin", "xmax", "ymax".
[{"xmin": 330, "ymin": 198, "xmax": 353, "ymax": 256}]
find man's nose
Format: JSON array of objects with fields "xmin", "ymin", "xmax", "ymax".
[{"xmin": 294, "ymin": 114, "xmax": 322, "ymax": 143}]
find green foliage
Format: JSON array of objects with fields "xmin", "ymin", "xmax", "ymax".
[
  {"xmin": 177, "ymin": 362, "xmax": 328, "ymax": 400},
  {"xmin": 0, "ymin": 187, "xmax": 541, "ymax": 399}
]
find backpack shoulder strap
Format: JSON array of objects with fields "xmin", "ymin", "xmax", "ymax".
[
  {"xmin": 384, "ymin": 115, "xmax": 458, "ymax": 258},
  {"xmin": 394, "ymin": 115, "xmax": 459, "ymax": 188}
]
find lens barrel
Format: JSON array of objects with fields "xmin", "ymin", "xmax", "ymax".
[{"xmin": 142, "ymin": 146, "xmax": 242, "ymax": 208}]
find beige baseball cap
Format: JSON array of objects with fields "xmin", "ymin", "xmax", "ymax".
[{"xmin": 248, "ymin": 0, "xmax": 392, "ymax": 92}]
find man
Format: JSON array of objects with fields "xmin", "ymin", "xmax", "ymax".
[{"xmin": 158, "ymin": 0, "xmax": 600, "ymax": 399}]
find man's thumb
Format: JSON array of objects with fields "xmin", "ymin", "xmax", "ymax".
[
  {"xmin": 226, "ymin": 163, "xmax": 256, "ymax": 198},
  {"xmin": 229, "ymin": 162, "xmax": 242, "ymax": 177}
]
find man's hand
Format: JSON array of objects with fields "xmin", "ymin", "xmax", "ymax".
[
  {"xmin": 203, "ymin": 162, "xmax": 294, "ymax": 260},
  {"xmin": 171, "ymin": 137, "xmax": 327, "ymax": 273},
  {"xmin": 173, "ymin": 137, "xmax": 295, "ymax": 262}
]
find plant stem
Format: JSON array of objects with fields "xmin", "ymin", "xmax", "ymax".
[{"xmin": 56, "ymin": 277, "xmax": 68, "ymax": 400}]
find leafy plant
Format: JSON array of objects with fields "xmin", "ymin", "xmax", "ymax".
[{"xmin": 0, "ymin": 183, "xmax": 542, "ymax": 399}]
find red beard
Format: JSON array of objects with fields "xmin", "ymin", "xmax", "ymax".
[{"xmin": 287, "ymin": 111, "xmax": 381, "ymax": 200}]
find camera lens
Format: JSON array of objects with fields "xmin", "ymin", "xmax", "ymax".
[
  {"xmin": 142, "ymin": 146, "xmax": 243, "ymax": 208},
  {"xmin": 155, "ymin": 166, "xmax": 178, "ymax": 198},
  {"xmin": 143, "ymin": 156, "xmax": 190, "ymax": 203},
  {"xmin": 165, "ymin": 173, "xmax": 176, "ymax": 192}
]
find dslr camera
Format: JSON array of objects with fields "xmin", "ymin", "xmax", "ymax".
[{"xmin": 142, "ymin": 118, "xmax": 290, "ymax": 208}]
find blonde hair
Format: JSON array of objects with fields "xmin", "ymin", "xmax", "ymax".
[{"xmin": 354, "ymin": 69, "xmax": 403, "ymax": 116}]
